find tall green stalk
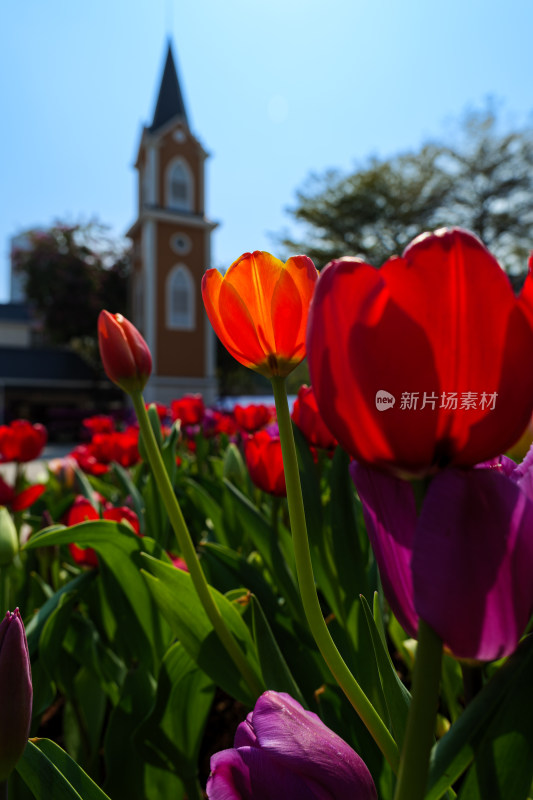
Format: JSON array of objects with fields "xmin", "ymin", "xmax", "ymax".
[
  {"xmin": 271, "ymin": 376, "xmax": 400, "ymax": 772},
  {"xmin": 393, "ymin": 619, "xmax": 443, "ymax": 800},
  {"xmin": 131, "ymin": 391, "xmax": 263, "ymax": 699}
]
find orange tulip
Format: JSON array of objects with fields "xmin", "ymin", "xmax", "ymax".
[{"xmin": 202, "ymin": 251, "xmax": 318, "ymax": 378}]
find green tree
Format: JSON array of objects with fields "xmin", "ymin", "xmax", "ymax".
[
  {"xmin": 280, "ymin": 107, "xmax": 533, "ymax": 273},
  {"xmin": 11, "ymin": 222, "xmax": 130, "ymax": 365},
  {"xmin": 438, "ymin": 107, "xmax": 533, "ymax": 273}
]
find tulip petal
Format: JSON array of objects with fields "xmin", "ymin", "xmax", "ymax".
[
  {"xmin": 11, "ymin": 483, "xmax": 46, "ymax": 512},
  {"xmin": 308, "ymin": 257, "xmax": 441, "ymax": 476},
  {"xmin": 388, "ymin": 230, "xmax": 533, "ymax": 466},
  {"xmin": 271, "ymin": 256, "xmax": 317, "ymax": 366},
  {"xmin": 207, "ymin": 748, "xmax": 253, "ymax": 799},
  {"xmin": 234, "ymin": 713, "xmax": 258, "ymax": 747},
  {"xmin": 67, "ymin": 498, "xmax": 100, "ymax": 526},
  {"xmin": 203, "ymin": 266, "xmax": 268, "ymax": 370},
  {"xmin": 413, "ymin": 469, "xmax": 533, "ymax": 661},
  {"xmin": 350, "ymin": 464, "xmax": 418, "ymax": 637},
  {"xmin": 237, "ymin": 746, "xmax": 333, "ymax": 799},
  {"xmin": 248, "ymin": 691, "xmax": 377, "ymax": 799}
]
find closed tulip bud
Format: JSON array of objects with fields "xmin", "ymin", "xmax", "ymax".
[
  {"xmin": 0, "ymin": 609, "xmax": 32, "ymax": 780},
  {"xmin": 207, "ymin": 690, "xmax": 377, "ymax": 799},
  {"xmin": 0, "ymin": 507, "xmax": 18, "ymax": 566},
  {"xmin": 98, "ymin": 310, "xmax": 152, "ymax": 394}
]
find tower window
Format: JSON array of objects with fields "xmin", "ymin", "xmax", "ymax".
[
  {"xmin": 166, "ymin": 265, "xmax": 195, "ymax": 330},
  {"xmin": 166, "ymin": 158, "xmax": 193, "ymax": 211}
]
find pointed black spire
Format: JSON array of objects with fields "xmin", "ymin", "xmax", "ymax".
[{"xmin": 150, "ymin": 43, "xmax": 188, "ymax": 132}]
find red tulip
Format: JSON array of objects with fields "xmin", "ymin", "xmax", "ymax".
[
  {"xmin": 307, "ymin": 228, "xmax": 533, "ymax": 477},
  {"xmin": 82, "ymin": 415, "xmax": 116, "ymax": 435},
  {"xmin": 202, "ymin": 251, "xmax": 318, "ymax": 378},
  {"xmin": 202, "ymin": 409, "xmax": 238, "ymax": 438},
  {"xmin": 291, "ymin": 385, "xmax": 337, "ymax": 451},
  {"xmin": 171, "ymin": 394, "xmax": 205, "ymax": 426},
  {"xmin": 69, "ymin": 444, "xmax": 110, "ymax": 476},
  {"xmin": 98, "ymin": 310, "xmax": 152, "ymax": 394},
  {"xmin": 89, "ymin": 429, "xmax": 140, "ymax": 468},
  {"xmin": 0, "ymin": 476, "xmax": 46, "ymax": 512},
  {"xmin": 233, "ymin": 404, "xmax": 272, "ymax": 433},
  {"xmin": 244, "ymin": 431, "xmax": 286, "ymax": 497},
  {"xmin": 0, "ymin": 420, "xmax": 47, "ymax": 463},
  {"xmin": 66, "ymin": 496, "xmax": 141, "ymax": 567}
]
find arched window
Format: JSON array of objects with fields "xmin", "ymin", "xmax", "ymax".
[
  {"xmin": 166, "ymin": 158, "xmax": 193, "ymax": 211},
  {"xmin": 166, "ymin": 265, "xmax": 195, "ymax": 330}
]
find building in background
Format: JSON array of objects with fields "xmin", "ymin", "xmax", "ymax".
[
  {"xmin": 127, "ymin": 42, "xmax": 218, "ymax": 405},
  {"xmin": 0, "ymin": 41, "xmax": 216, "ymax": 431}
]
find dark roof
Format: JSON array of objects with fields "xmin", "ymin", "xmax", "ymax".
[
  {"xmin": 149, "ymin": 42, "xmax": 188, "ymax": 132},
  {"xmin": 0, "ymin": 346, "xmax": 97, "ymax": 382},
  {"xmin": 0, "ymin": 303, "xmax": 31, "ymax": 322}
]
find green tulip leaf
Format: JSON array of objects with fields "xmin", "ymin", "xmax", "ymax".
[
  {"xmin": 111, "ymin": 462, "xmax": 146, "ymax": 535},
  {"xmin": 141, "ymin": 553, "xmax": 263, "ymax": 706},
  {"xmin": 135, "ymin": 641, "xmax": 215, "ymax": 796},
  {"xmin": 223, "ymin": 479, "xmax": 302, "ymax": 620},
  {"xmin": 16, "ymin": 738, "xmax": 111, "ymax": 800},
  {"xmin": 25, "ymin": 570, "xmax": 97, "ymax": 659},
  {"xmin": 250, "ymin": 593, "xmax": 306, "ymax": 706},
  {"xmin": 427, "ymin": 634, "xmax": 533, "ymax": 800},
  {"xmin": 360, "ymin": 594, "xmax": 411, "ymax": 747},
  {"xmin": 25, "ymin": 522, "xmax": 170, "ymax": 670}
]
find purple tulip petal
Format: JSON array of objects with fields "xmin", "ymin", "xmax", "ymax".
[
  {"xmin": 350, "ymin": 463, "xmax": 418, "ymax": 637},
  {"xmin": 0, "ymin": 609, "xmax": 32, "ymax": 780},
  {"xmin": 207, "ymin": 748, "xmax": 253, "ymax": 800},
  {"xmin": 234, "ymin": 713, "xmax": 258, "ymax": 747},
  {"xmin": 248, "ymin": 692, "xmax": 377, "ymax": 799},
  {"xmin": 510, "ymin": 443, "xmax": 533, "ymax": 501},
  {"xmin": 238, "ymin": 745, "xmax": 335, "ymax": 799},
  {"xmin": 413, "ymin": 469, "xmax": 533, "ymax": 661},
  {"xmin": 208, "ymin": 692, "xmax": 377, "ymax": 800}
]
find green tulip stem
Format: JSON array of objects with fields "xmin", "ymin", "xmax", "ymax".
[
  {"xmin": 271, "ymin": 376, "xmax": 400, "ymax": 772},
  {"xmin": 393, "ymin": 619, "xmax": 443, "ymax": 800},
  {"xmin": 131, "ymin": 391, "xmax": 263, "ymax": 699}
]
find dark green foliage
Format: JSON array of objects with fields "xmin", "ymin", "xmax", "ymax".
[{"xmin": 12, "ymin": 223, "xmax": 129, "ymax": 366}]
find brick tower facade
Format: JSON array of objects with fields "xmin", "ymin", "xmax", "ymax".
[{"xmin": 127, "ymin": 43, "xmax": 218, "ymax": 405}]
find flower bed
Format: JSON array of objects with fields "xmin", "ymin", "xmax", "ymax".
[{"xmin": 1, "ymin": 234, "xmax": 533, "ymax": 799}]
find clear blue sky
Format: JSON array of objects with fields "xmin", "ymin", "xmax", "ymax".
[{"xmin": 1, "ymin": 0, "xmax": 532, "ymax": 302}]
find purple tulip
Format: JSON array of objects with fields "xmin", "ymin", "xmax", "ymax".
[
  {"xmin": 0, "ymin": 609, "xmax": 32, "ymax": 780},
  {"xmin": 351, "ymin": 455, "xmax": 533, "ymax": 661},
  {"xmin": 207, "ymin": 690, "xmax": 377, "ymax": 799}
]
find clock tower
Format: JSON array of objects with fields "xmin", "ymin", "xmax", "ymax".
[{"xmin": 127, "ymin": 43, "xmax": 218, "ymax": 405}]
